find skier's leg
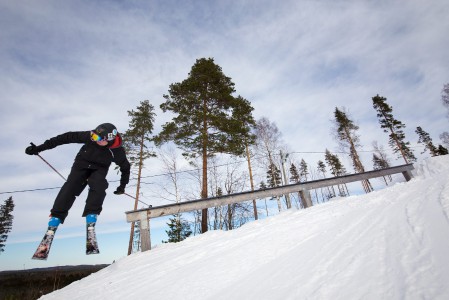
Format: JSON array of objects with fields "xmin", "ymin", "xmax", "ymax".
[
  {"xmin": 86, "ymin": 213, "xmax": 100, "ymax": 254},
  {"xmin": 82, "ymin": 168, "xmax": 109, "ymax": 217},
  {"xmin": 51, "ymin": 166, "xmax": 90, "ymax": 223}
]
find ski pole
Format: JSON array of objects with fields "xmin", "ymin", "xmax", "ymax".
[
  {"xmin": 31, "ymin": 143, "xmax": 68, "ymax": 181},
  {"xmin": 124, "ymin": 192, "xmax": 152, "ymax": 207}
]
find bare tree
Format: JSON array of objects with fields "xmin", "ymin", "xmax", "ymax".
[
  {"xmin": 372, "ymin": 141, "xmax": 392, "ymax": 185},
  {"xmin": 442, "ymin": 83, "xmax": 449, "ymax": 118},
  {"xmin": 158, "ymin": 146, "xmax": 184, "ymax": 203},
  {"xmin": 440, "ymin": 132, "xmax": 449, "ymax": 148},
  {"xmin": 253, "ymin": 117, "xmax": 285, "ymax": 211}
]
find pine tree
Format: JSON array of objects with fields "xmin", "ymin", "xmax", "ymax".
[
  {"xmin": 289, "ymin": 163, "xmax": 306, "ymax": 208},
  {"xmin": 324, "ymin": 149, "xmax": 349, "ymax": 196},
  {"xmin": 317, "ymin": 160, "xmax": 327, "ymax": 176},
  {"xmin": 155, "ymin": 58, "xmax": 255, "ymax": 233},
  {"xmin": 123, "ymin": 100, "xmax": 157, "ymax": 255},
  {"xmin": 266, "ymin": 162, "xmax": 283, "ymax": 212},
  {"xmin": 289, "ymin": 163, "xmax": 300, "ymax": 183},
  {"xmin": 415, "ymin": 126, "xmax": 438, "ymax": 156},
  {"xmin": 0, "ymin": 197, "xmax": 15, "ymax": 253},
  {"xmin": 333, "ymin": 107, "xmax": 373, "ymax": 193},
  {"xmin": 437, "ymin": 145, "xmax": 449, "ymax": 155},
  {"xmin": 372, "ymin": 154, "xmax": 389, "ymax": 185},
  {"xmin": 163, "ymin": 214, "xmax": 192, "ymax": 243},
  {"xmin": 298, "ymin": 159, "xmax": 309, "ymax": 181},
  {"xmin": 234, "ymin": 95, "xmax": 258, "ymax": 220},
  {"xmin": 317, "ymin": 160, "xmax": 334, "ymax": 199},
  {"xmin": 266, "ymin": 163, "xmax": 282, "ymax": 188},
  {"xmin": 372, "ymin": 95, "xmax": 416, "ymax": 163}
]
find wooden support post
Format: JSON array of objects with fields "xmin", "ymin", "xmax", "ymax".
[
  {"xmin": 138, "ymin": 212, "xmax": 151, "ymax": 252},
  {"xmin": 402, "ymin": 170, "xmax": 413, "ymax": 182},
  {"xmin": 299, "ymin": 189, "xmax": 313, "ymax": 208}
]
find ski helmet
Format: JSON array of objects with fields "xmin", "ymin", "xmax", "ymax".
[{"xmin": 93, "ymin": 123, "xmax": 118, "ymax": 141}]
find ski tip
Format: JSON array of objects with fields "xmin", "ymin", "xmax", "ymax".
[{"xmin": 32, "ymin": 256, "xmax": 48, "ymax": 261}]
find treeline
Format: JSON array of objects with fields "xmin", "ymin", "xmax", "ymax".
[
  {"xmin": 0, "ymin": 264, "xmax": 108, "ymax": 300},
  {"xmin": 119, "ymin": 58, "xmax": 449, "ymax": 250}
]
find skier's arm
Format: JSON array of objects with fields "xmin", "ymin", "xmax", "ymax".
[
  {"xmin": 37, "ymin": 131, "xmax": 90, "ymax": 152},
  {"xmin": 113, "ymin": 148, "xmax": 130, "ymax": 195}
]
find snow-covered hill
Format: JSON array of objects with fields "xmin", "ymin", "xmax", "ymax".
[{"xmin": 41, "ymin": 156, "xmax": 449, "ymax": 300}]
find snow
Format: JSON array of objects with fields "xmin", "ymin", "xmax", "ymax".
[{"xmin": 40, "ymin": 156, "xmax": 449, "ymax": 300}]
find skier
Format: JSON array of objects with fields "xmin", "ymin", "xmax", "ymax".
[{"xmin": 26, "ymin": 123, "xmax": 130, "ymax": 258}]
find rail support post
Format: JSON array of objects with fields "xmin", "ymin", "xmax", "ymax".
[
  {"xmin": 138, "ymin": 211, "xmax": 151, "ymax": 252},
  {"xmin": 402, "ymin": 170, "xmax": 413, "ymax": 182},
  {"xmin": 299, "ymin": 189, "xmax": 313, "ymax": 208}
]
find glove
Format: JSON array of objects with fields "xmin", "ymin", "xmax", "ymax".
[
  {"xmin": 25, "ymin": 143, "xmax": 40, "ymax": 155},
  {"xmin": 114, "ymin": 185, "xmax": 125, "ymax": 195}
]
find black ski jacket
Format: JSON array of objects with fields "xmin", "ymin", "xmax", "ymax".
[{"xmin": 37, "ymin": 131, "xmax": 130, "ymax": 187}]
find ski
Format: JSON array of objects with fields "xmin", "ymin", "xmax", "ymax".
[
  {"xmin": 86, "ymin": 222, "xmax": 100, "ymax": 255},
  {"xmin": 32, "ymin": 226, "xmax": 58, "ymax": 260}
]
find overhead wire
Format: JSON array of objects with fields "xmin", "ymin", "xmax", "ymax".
[{"xmin": 1, "ymin": 145, "xmax": 427, "ymax": 195}]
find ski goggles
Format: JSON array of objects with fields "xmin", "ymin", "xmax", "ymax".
[{"xmin": 90, "ymin": 131, "xmax": 104, "ymax": 142}]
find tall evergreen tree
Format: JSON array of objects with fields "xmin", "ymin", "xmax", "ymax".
[
  {"xmin": 298, "ymin": 159, "xmax": 309, "ymax": 181},
  {"xmin": 333, "ymin": 107, "xmax": 373, "ymax": 193},
  {"xmin": 317, "ymin": 160, "xmax": 334, "ymax": 199},
  {"xmin": 289, "ymin": 163, "xmax": 300, "ymax": 183},
  {"xmin": 163, "ymin": 214, "xmax": 192, "ymax": 243},
  {"xmin": 372, "ymin": 95, "xmax": 416, "ymax": 163},
  {"xmin": 317, "ymin": 160, "xmax": 327, "ymax": 176},
  {"xmin": 154, "ymin": 58, "xmax": 255, "ymax": 233},
  {"xmin": 123, "ymin": 100, "xmax": 156, "ymax": 255},
  {"xmin": 372, "ymin": 154, "xmax": 389, "ymax": 185},
  {"xmin": 0, "ymin": 197, "xmax": 15, "ymax": 253},
  {"xmin": 289, "ymin": 162, "xmax": 307, "ymax": 208},
  {"xmin": 324, "ymin": 149, "xmax": 349, "ymax": 196},
  {"xmin": 266, "ymin": 163, "xmax": 282, "ymax": 188},
  {"xmin": 415, "ymin": 126, "xmax": 438, "ymax": 156},
  {"xmin": 266, "ymin": 162, "xmax": 283, "ymax": 212},
  {"xmin": 233, "ymin": 95, "xmax": 258, "ymax": 220}
]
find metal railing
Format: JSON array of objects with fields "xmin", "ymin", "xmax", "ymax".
[{"xmin": 125, "ymin": 163, "xmax": 414, "ymax": 251}]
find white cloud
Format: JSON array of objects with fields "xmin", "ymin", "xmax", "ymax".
[{"xmin": 1, "ymin": 0, "xmax": 448, "ymax": 269}]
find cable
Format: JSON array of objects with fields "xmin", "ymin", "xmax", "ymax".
[{"xmin": 2, "ymin": 145, "xmax": 426, "ymax": 195}]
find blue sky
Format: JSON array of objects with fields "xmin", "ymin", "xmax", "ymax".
[{"xmin": 1, "ymin": 0, "xmax": 448, "ymax": 270}]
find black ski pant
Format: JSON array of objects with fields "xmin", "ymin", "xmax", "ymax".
[{"xmin": 50, "ymin": 164, "xmax": 109, "ymax": 223}]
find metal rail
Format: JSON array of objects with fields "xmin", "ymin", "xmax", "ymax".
[{"xmin": 125, "ymin": 163, "xmax": 414, "ymax": 252}]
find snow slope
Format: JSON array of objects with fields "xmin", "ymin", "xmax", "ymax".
[{"xmin": 41, "ymin": 156, "xmax": 449, "ymax": 300}]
